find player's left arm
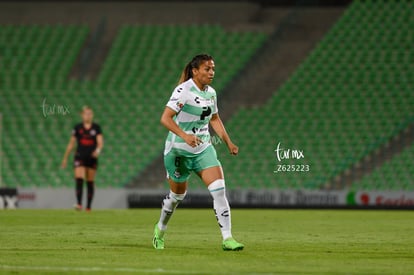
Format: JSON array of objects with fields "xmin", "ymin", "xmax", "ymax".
[
  {"xmin": 210, "ymin": 113, "xmax": 238, "ymax": 155},
  {"xmin": 92, "ymin": 134, "xmax": 104, "ymax": 158}
]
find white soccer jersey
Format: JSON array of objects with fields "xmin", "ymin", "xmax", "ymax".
[{"xmin": 164, "ymin": 78, "xmax": 218, "ymax": 156}]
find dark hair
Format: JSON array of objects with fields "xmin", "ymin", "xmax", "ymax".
[{"xmin": 178, "ymin": 54, "xmax": 213, "ymax": 84}]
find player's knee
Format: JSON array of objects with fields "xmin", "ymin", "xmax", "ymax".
[
  {"xmin": 162, "ymin": 191, "xmax": 186, "ymax": 212},
  {"xmin": 75, "ymin": 178, "xmax": 83, "ymax": 185},
  {"xmin": 208, "ymin": 179, "xmax": 226, "ymax": 197},
  {"xmin": 208, "ymin": 179, "xmax": 229, "ymax": 210},
  {"xmin": 170, "ymin": 191, "xmax": 186, "ymax": 202}
]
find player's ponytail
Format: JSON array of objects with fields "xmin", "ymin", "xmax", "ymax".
[
  {"xmin": 178, "ymin": 62, "xmax": 193, "ymax": 85},
  {"xmin": 178, "ymin": 54, "xmax": 214, "ymax": 85}
]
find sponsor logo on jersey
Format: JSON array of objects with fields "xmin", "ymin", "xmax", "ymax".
[{"xmin": 80, "ymin": 138, "xmax": 95, "ymax": 146}]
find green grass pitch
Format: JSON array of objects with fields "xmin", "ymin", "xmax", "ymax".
[{"xmin": 1, "ymin": 209, "xmax": 414, "ymax": 274}]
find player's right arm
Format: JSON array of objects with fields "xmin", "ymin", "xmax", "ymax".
[
  {"xmin": 161, "ymin": 86, "xmax": 202, "ymax": 148},
  {"xmin": 160, "ymin": 107, "xmax": 202, "ymax": 148},
  {"xmin": 61, "ymin": 136, "xmax": 76, "ymax": 168}
]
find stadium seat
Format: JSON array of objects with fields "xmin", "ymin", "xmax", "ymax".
[{"xmin": 351, "ymin": 143, "xmax": 414, "ymax": 191}]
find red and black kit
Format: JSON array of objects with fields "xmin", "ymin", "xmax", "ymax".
[{"xmin": 72, "ymin": 123, "xmax": 102, "ymax": 169}]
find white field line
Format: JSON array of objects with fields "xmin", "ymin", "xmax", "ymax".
[
  {"xmin": 0, "ymin": 264, "xmax": 276, "ymax": 275},
  {"xmin": 0, "ymin": 265, "xmax": 195, "ymax": 274}
]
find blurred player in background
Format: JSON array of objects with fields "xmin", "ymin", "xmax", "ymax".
[
  {"xmin": 61, "ymin": 106, "xmax": 103, "ymax": 212},
  {"xmin": 153, "ymin": 54, "xmax": 244, "ymax": 251}
]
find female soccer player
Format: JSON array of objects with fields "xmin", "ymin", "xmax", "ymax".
[
  {"xmin": 153, "ymin": 54, "xmax": 244, "ymax": 251},
  {"xmin": 61, "ymin": 106, "xmax": 103, "ymax": 212}
]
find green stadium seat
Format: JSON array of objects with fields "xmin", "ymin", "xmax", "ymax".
[{"xmin": 351, "ymin": 142, "xmax": 414, "ymax": 191}]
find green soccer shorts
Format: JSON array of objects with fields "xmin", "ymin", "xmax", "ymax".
[{"xmin": 164, "ymin": 145, "xmax": 222, "ymax": 183}]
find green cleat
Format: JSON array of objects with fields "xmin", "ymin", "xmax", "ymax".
[
  {"xmin": 152, "ymin": 224, "xmax": 165, "ymax": 250},
  {"xmin": 222, "ymin": 237, "xmax": 244, "ymax": 251}
]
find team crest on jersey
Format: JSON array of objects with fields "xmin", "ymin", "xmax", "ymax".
[
  {"xmin": 90, "ymin": 129, "xmax": 96, "ymax": 136},
  {"xmin": 174, "ymin": 169, "xmax": 181, "ymax": 178},
  {"xmin": 176, "ymin": 102, "xmax": 184, "ymax": 109}
]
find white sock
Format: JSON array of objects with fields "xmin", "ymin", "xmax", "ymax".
[
  {"xmin": 208, "ymin": 179, "xmax": 232, "ymax": 240},
  {"xmin": 157, "ymin": 190, "xmax": 186, "ymax": 233}
]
